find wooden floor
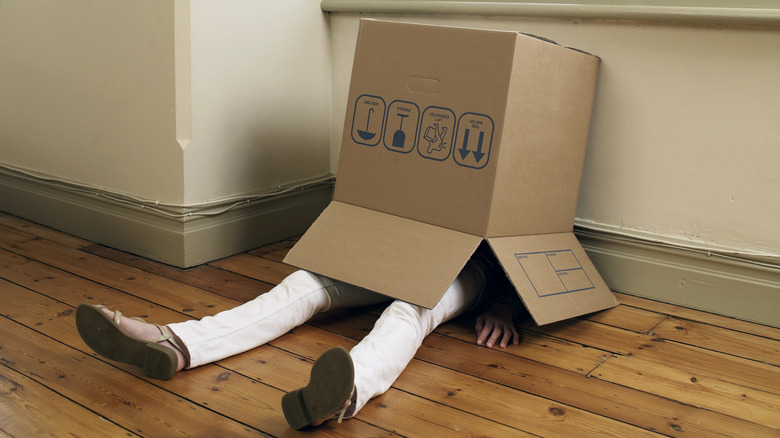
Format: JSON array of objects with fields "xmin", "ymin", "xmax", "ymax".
[{"xmin": 1, "ymin": 212, "xmax": 779, "ymax": 437}]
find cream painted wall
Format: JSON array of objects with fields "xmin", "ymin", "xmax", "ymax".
[
  {"xmin": 0, "ymin": 0, "xmax": 331, "ymax": 207},
  {"xmin": 184, "ymin": 0, "xmax": 332, "ymax": 204},
  {"xmin": 328, "ymin": 14, "xmax": 780, "ymax": 257},
  {"xmin": 0, "ymin": 0, "xmax": 184, "ymax": 202}
]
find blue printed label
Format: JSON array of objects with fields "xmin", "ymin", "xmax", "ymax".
[
  {"xmin": 453, "ymin": 113, "xmax": 493, "ymax": 169},
  {"xmin": 383, "ymin": 100, "xmax": 420, "ymax": 153},
  {"xmin": 351, "ymin": 95, "xmax": 386, "ymax": 146},
  {"xmin": 417, "ymin": 106, "xmax": 455, "ymax": 161},
  {"xmin": 350, "ymin": 94, "xmax": 493, "ymax": 170},
  {"xmin": 514, "ymin": 250, "xmax": 595, "ymax": 297}
]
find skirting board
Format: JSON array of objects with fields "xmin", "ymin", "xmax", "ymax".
[
  {"xmin": 576, "ymin": 228, "xmax": 780, "ymax": 328},
  {"xmin": 0, "ymin": 169, "xmax": 333, "ymax": 268}
]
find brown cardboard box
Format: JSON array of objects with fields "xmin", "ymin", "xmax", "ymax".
[{"xmin": 285, "ymin": 19, "xmax": 618, "ymax": 325}]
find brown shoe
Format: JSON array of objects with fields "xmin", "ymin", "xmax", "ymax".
[
  {"xmin": 75, "ymin": 303, "xmax": 186, "ymax": 380},
  {"xmin": 281, "ymin": 346, "xmax": 356, "ymax": 429}
]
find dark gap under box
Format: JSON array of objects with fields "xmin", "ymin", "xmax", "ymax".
[{"xmin": 285, "ymin": 19, "xmax": 618, "ymax": 325}]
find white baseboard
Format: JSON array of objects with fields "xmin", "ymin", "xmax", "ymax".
[
  {"xmin": 0, "ymin": 168, "xmax": 333, "ymax": 268},
  {"xmin": 576, "ymin": 227, "xmax": 780, "ymax": 328}
]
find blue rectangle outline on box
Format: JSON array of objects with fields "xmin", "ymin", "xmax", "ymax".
[{"xmin": 514, "ymin": 249, "xmax": 596, "ymax": 297}]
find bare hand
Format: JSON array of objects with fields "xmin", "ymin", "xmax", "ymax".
[{"xmin": 475, "ymin": 303, "xmax": 521, "ymax": 348}]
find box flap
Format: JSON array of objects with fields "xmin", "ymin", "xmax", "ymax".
[
  {"xmin": 284, "ymin": 201, "xmax": 483, "ymax": 308},
  {"xmin": 487, "ymin": 233, "xmax": 618, "ymax": 325}
]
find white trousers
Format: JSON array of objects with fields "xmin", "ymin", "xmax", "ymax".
[{"xmin": 168, "ymin": 264, "xmax": 483, "ymax": 415}]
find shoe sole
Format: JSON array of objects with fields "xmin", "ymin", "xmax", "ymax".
[
  {"xmin": 75, "ymin": 303, "xmax": 177, "ymax": 380},
  {"xmin": 281, "ymin": 346, "xmax": 354, "ymax": 429}
]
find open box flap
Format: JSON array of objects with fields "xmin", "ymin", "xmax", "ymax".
[
  {"xmin": 284, "ymin": 201, "xmax": 483, "ymax": 309},
  {"xmin": 487, "ymin": 233, "xmax": 619, "ymax": 325}
]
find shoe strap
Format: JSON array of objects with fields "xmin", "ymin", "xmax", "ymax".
[
  {"xmin": 336, "ymin": 386, "xmax": 356, "ymax": 423},
  {"xmin": 107, "ymin": 307, "xmax": 147, "ymax": 325},
  {"xmin": 112, "ymin": 309, "xmax": 123, "ymax": 325},
  {"xmin": 152, "ymin": 324, "xmax": 187, "ymax": 356},
  {"xmin": 93, "ymin": 305, "xmax": 123, "ymax": 326}
]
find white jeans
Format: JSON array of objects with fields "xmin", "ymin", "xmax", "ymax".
[{"xmin": 169, "ymin": 264, "xmax": 484, "ymax": 415}]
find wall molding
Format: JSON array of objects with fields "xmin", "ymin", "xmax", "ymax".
[
  {"xmin": 575, "ymin": 226, "xmax": 780, "ymax": 328},
  {"xmin": 0, "ymin": 166, "xmax": 333, "ymax": 267},
  {"xmin": 321, "ymin": 1, "xmax": 780, "ymax": 26}
]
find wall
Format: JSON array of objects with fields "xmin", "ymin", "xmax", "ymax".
[
  {"xmin": 327, "ymin": 13, "xmax": 780, "ymax": 258},
  {"xmin": 0, "ymin": 0, "xmax": 183, "ymax": 202},
  {"xmin": 185, "ymin": 0, "xmax": 332, "ymax": 204},
  {"xmin": 0, "ymin": 0, "xmax": 333, "ymax": 266}
]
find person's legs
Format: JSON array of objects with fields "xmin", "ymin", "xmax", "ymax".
[
  {"xmin": 77, "ymin": 270, "xmax": 389, "ymax": 378},
  {"xmin": 283, "ymin": 260, "xmax": 486, "ymax": 428},
  {"xmin": 348, "ymin": 260, "xmax": 484, "ymax": 415},
  {"xmin": 170, "ymin": 270, "xmax": 388, "ymax": 368}
]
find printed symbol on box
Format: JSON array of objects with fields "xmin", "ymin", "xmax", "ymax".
[
  {"xmin": 383, "ymin": 100, "xmax": 419, "ymax": 153},
  {"xmin": 351, "ymin": 94, "xmax": 385, "ymax": 146},
  {"xmin": 453, "ymin": 113, "xmax": 493, "ymax": 169},
  {"xmin": 417, "ymin": 106, "xmax": 455, "ymax": 161},
  {"xmin": 515, "ymin": 250, "xmax": 595, "ymax": 298}
]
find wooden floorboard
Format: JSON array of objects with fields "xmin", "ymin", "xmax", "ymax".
[{"xmin": 1, "ymin": 211, "xmax": 778, "ymax": 437}]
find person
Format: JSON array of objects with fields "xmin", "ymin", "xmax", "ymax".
[{"xmin": 75, "ymin": 242, "xmax": 526, "ymax": 429}]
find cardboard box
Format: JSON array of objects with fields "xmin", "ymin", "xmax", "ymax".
[{"xmin": 285, "ymin": 19, "xmax": 618, "ymax": 325}]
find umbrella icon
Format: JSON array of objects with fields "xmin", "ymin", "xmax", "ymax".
[{"xmin": 357, "ymin": 108, "xmax": 376, "ymax": 140}]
